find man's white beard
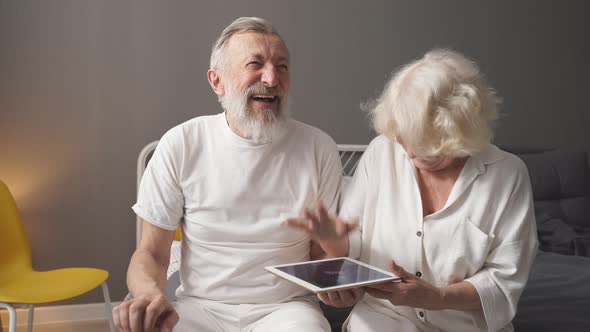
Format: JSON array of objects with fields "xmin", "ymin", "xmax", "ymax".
[{"xmin": 221, "ymin": 82, "xmax": 289, "ymax": 143}]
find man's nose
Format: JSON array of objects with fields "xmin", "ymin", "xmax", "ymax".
[{"xmin": 261, "ymin": 65, "xmax": 279, "ymax": 87}]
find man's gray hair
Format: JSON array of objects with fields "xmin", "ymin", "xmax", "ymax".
[{"xmin": 210, "ymin": 17, "xmax": 286, "ymax": 70}]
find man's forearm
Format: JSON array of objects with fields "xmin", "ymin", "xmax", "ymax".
[{"xmin": 127, "ymin": 249, "xmax": 169, "ymax": 297}]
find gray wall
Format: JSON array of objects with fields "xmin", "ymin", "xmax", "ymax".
[{"xmin": 1, "ymin": 0, "xmax": 588, "ymax": 304}]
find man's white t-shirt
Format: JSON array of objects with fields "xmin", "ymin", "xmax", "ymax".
[{"xmin": 133, "ymin": 113, "xmax": 342, "ymax": 304}]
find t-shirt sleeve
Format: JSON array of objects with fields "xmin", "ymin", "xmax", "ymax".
[
  {"xmin": 132, "ymin": 133, "xmax": 184, "ymax": 231},
  {"xmin": 464, "ymin": 160, "xmax": 539, "ymax": 332}
]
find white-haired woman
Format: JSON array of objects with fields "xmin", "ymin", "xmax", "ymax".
[{"xmin": 287, "ymin": 49, "xmax": 538, "ymax": 331}]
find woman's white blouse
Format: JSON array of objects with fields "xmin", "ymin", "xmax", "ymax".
[{"xmin": 341, "ymin": 136, "xmax": 539, "ymax": 332}]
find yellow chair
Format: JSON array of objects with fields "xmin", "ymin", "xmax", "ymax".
[{"xmin": 0, "ymin": 180, "xmax": 115, "ymax": 332}]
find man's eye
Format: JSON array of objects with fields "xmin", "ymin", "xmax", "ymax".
[
  {"xmin": 247, "ymin": 62, "xmax": 262, "ymax": 67},
  {"xmin": 277, "ymin": 65, "xmax": 289, "ymax": 72}
]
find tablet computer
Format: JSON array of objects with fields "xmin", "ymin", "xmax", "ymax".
[{"xmin": 265, "ymin": 257, "xmax": 400, "ymax": 293}]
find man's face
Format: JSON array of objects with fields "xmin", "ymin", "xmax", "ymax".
[{"xmin": 221, "ymin": 32, "xmax": 290, "ymax": 121}]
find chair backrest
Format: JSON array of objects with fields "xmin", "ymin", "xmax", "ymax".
[
  {"xmin": 134, "ymin": 142, "xmax": 368, "ymax": 247},
  {"xmin": 0, "ymin": 180, "xmax": 33, "ymax": 280},
  {"xmin": 135, "ymin": 141, "xmax": 159, "ymax": 247}
]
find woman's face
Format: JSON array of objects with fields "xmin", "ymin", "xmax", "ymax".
[
  {"xmin": 396, "ymin": 137, "xmax": 456, "ymax": 172},
  {"xmin": 409, "ymin": 154, "xmax": 455, "ymax": 171}
]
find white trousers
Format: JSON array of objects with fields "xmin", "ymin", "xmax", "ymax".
[
  {"xmin": 346, "ymin": 301, "xmax": 514, "ymax": 332},
  {"xmin": 346, "ymin": 302, "xmax": 425, "ymax": 332},
  {"xmin": 173, "ymin": 295, "xmax": 331, "ymax": 332}
]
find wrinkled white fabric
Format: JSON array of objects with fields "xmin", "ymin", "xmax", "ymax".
[
  {"xmin": 341, "ymin": 136, "xmax": 538, "ymax": 332},
  {"xmin": 133, "ymin": 112, "xmax": 342, "ymax": 306},
  {"xmin": 173, "ymin": 295, "xmax": 329, "ymax": 332}
]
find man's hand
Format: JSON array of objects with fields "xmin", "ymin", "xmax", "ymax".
[
  {"xmin": 317, "ymin": 287, "xmax": 364, "ymax": 308},
  {"xmin": 364, "ymin": 260, "xmax": 445, "ymax": 310},
  {"xmin": 112, "ymin": 293, "xmax": 178, "ymax": 332}
]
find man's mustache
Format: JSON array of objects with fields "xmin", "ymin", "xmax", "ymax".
[{"xmin": 244, "ymin": 83, "xmax": 285, "ymax": 99}]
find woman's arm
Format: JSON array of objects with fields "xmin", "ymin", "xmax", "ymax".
[
  {"xmin": 285, "ymin": 201, "xmax": 353, "ymax": 259},
  {"xmin": 365, "ymin": 260, "xmax": 482, "ymax": 311},
  {"xmin": 439, "ymin": 281, "xmax": 481, "ymax": 310}
]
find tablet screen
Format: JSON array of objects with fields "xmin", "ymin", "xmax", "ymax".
[{"xmin": 274, "ymin": 258, "xmax": 394, "ymax": 289}]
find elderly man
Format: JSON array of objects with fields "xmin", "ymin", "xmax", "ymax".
[{"xmin": 111, "ymin": 17, "xmax": 341, "ymax": 332}]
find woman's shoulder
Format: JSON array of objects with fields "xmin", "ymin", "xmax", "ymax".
[
  {"xmin": 367, "ymin": 135, "xmax": 392, "ymax": 147},
  {"xmin": 474, "ymin": 145, "xmax": 529, "ymax": 179},
  {"xmin": 360, "ymin": 135, "xmax": 409, "ymax": 162},
  {"xmin": 364, "ymin": 135, "xmax": 400, "ymax": 156}
]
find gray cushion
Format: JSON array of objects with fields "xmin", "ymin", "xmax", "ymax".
[
  {"xmin": 513, "ymin": 251, "xmax": 590, "ymax": 332},
  {"xmin": 515, "ymin": 148, "xmax": 590, "ymax": 229}
]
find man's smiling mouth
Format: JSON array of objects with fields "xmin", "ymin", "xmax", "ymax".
[{"xmin": 251, "ymin": 95, "xmax": 278, "ymax": 103}]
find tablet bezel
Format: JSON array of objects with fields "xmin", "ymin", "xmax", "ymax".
[{"xmin": 265, "ymin": 257, "xmax": 400, "ymax": 293}]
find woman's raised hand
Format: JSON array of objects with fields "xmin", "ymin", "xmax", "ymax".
[{"xmin": 284, "ymin": 201, "xmax": 356, "ymax": 242}]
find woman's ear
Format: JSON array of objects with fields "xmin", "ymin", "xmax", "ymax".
[{"xmin": 207, "ymin": 69, "xmax": 224, "ymax": 97}]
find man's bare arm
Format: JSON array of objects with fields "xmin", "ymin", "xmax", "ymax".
[
  {"xmin": 127, "ymin": 220, "xmax": 176, "ymax": 297},
  {"xmin": 113, "ymin": 221, "xmax": 179, "ymax": 332}
]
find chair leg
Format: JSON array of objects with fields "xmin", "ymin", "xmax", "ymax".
[
  {"xmin": 27, "ymin": 304, "xmax": 34, "ymax": 332},
  {"xmin": 0, "ymin": 303, "xmax": 16, "ymax": 332},
  {"xmin": 101, "ymin": 282, "xmax": 115, "ymax": 332}
]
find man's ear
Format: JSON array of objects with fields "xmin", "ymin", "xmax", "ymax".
[{"xmin": 207, "ymin": 68, "xmax": 224, "ymax": 97}]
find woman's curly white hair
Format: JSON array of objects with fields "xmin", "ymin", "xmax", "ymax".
[{"xmin": 367, "ymin": 49, "xmax": 501, "ymax": 158}]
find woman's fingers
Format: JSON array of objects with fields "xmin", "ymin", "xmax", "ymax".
[
  {"xmin": 284, "ymin": 204, "xmax": 357, "ymax": 241},
  {"xmin": 365, "ymin": 287, "xmax": 392, "ymax": 300},
  {"xmin": 318, "ymin": 291, "xmax": 344, "ymax": 307},
  {"xmin": 317, "ymin": 292, "xmax": 332, "ymax": 305},
  {"xmin": 365, "ymin": 281, "xmax": 396, "ymax": 292},
  {"xmin": 318, "ymin": 288, "xmax": 364, "ymax": 308},
  {"xmin": 389, "ymin": 260, "xmax": 415, "ymax": 281},
  {"xmin": 284, "ymin": 217, "xmax": 313, "ymax": 231},
  {"xmin": 304, "ymin": 209, "xmax": 321, "ymax": 225},
  {"xmin": 326, "ymin": 290, "xmax": 342, "ymax": 305},
  {"xmin": 285, "ymin": 216, "xmax": 322, "ymax": 235},
  {"xmin": 315, "ymin": 201, "xmax": 330, "ymax": 223},
  {"xmin": 335, "ymin": 217, "xmax": 357, "ymax": 236},
  {"xmin": 350, "ymin": 287, "xmax": 364, "ymax": 299},
  {"xmin": 337, "ymin": 289, "xmax": 359, "ymax": 306}
]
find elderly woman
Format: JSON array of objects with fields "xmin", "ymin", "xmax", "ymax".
[{"xmin": 288, "ymin": 49, "xmax": 538, "ymax": 331}]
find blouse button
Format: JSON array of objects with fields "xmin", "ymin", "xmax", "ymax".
[
  {"xmin": 416, "ymin": 231, "xmax": 422, "ymax": 237},
  {"xmin": 416, "ymin": 271, "xmax": 422, "ymax": 277},
  {"xmin": 419, "ymin": 311, "xmax": 425, "ymax": 317}
]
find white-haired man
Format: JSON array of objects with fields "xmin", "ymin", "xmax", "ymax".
[{"xmin": 112, "ymin": 17, "xmax": 341, "ymax": 332}]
